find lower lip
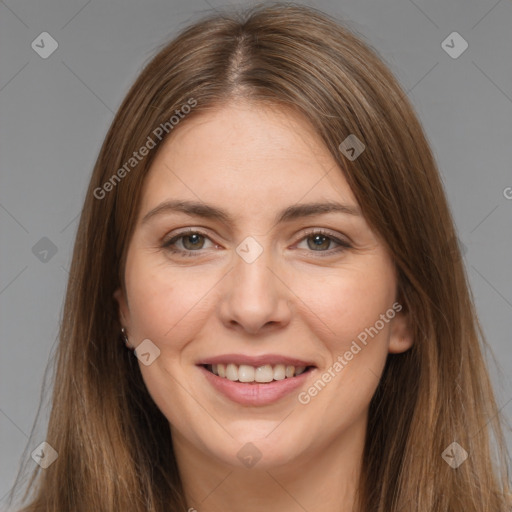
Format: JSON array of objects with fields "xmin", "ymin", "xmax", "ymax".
[{"xmin": 198, "ymin": 365, "xmax": 314, "ymax": 406}]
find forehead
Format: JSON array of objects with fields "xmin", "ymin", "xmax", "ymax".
[{"xmin": 138, "ymin": 100, "xmax": 358, "ymax": 219}]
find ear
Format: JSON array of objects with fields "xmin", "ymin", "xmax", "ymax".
[
  {"xmin": 388, "ymin": 310, "xmax": 414, "ymax": 354},
  {"xmin": 113, "ymin": 287, "xmax": 130, "ymax": 328}
]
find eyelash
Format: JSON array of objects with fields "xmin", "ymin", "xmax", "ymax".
[{"xmin": 161, "ymin": 228, "xmax": 351, "ymax": 258}]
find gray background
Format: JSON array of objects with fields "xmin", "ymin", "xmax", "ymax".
[{"xmin": 1, "ymin": 0, "xmax": 511, "ymax": 506}]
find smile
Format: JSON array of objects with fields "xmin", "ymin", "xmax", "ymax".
[{"xmin": 196, "ymin": 356, "xmax": 318, "ymax": 407}]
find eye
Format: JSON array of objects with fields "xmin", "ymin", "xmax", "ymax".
[
  {"xmin": 161, "ymin": 229, "xmax": 216, "ymax": 257},
  {"xmin": 295, "ymin": 229, "xmax": 351, "ymax": 256}
]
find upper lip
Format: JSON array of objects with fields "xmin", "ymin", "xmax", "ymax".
[{"xmin": 196, "ymin": 353, "xmax": 317, "ymax": 367}]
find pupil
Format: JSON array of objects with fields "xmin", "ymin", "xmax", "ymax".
[
  {"xmin": 184, "ymin": 234, "xmax": 203, "ymax": 249},
  {"xmin": 309, "ymin": 235, "xmax": 329, "ymax": 250}
]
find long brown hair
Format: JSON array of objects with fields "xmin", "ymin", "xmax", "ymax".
[{"xmin": 8, "ymin": 3, "xmax": 511, "ymax": 511}]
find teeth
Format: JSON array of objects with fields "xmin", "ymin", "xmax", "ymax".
[
  {"xmin": 254, "ymin": 364, "xmax": 273, "ymax": 382},
  {"xmin": 238, "ymin": 364, "xmax": 255, "ymax": 382},
  {"xmin": 208, "ymin": 363, "xmax": 309, "ymax": 382},
  {"xmin": 273, "ymin": 364, "xmax": 286, "ymax": 380},
  {"xmin": 225, "ymin": 363, "xmax": 238, "ymax": 381}
]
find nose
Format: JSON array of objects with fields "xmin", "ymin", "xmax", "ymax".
[{"xmin": 218, "ymin": 243, "xmax": 292, "ymax": 335}]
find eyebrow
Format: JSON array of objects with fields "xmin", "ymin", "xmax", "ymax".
[{"xmin": 141, "ymin": 199, "xmax": 361, "ymax": 226}]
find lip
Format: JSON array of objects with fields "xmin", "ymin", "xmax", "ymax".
[
  {"xmin": 198, "ymin": 364, "xmax": 316, "ymax": 406},
  {"xmin": 196, "ymin": 353, "xmax": 316, "ymax": 367}
]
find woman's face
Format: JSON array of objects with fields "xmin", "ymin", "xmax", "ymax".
[{"xmin": 115, "ymin": 99, "xmax": 412, "ymax": 470}]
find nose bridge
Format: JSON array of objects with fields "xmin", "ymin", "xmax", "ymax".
[
  {"xmin": 219, "ymin": 236, "xmax": 291, "ymax": 333},
  {"xmin": 235, "ymin": 239, "xmax": 274, "ymax": 294}
]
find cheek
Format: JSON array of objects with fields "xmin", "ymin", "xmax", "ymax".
[
  {"xmin": 125, "ymin": 257, "xmax": 220, "ymax": 347},
  {"xmin": 292, "ymin": 271, "xmax": 395, "ymax": 420},
  {"xmin": 292, "ymin": 263, "xmax": 396, "ymax": 351}
]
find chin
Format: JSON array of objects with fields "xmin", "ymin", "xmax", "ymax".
[{"xmin": 206, "ymin": 428, "xmax": 308, "ymax": 470}]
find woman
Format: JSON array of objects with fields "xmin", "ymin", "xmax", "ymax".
[{"xmin": 8, "ymin": 3, "xmax": 510, "ymax": 511}]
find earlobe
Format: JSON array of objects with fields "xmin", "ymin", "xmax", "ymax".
[{"xmin": 388, "ymin": 311, "xmax": 414, "ymax": 354}]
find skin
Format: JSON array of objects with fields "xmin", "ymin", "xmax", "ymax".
[{"xmin": 114, "ymin": 99, "xmax": 413, "ymax": 512}]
